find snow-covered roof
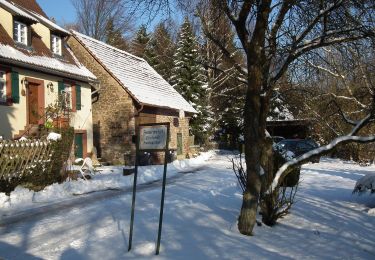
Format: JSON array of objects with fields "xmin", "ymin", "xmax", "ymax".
[
  {"xmin": 0, "ymin": 0, "xmax": 38, "ymax": 22},
  {"xmin": 0, "ymin": 1, "xmax": 95, "ymax": 82},
  {"xmin": 0, "ymin": 43, "xmax": 96, "ymax": 81},
  {"xmin": 71, "ymin": 30, "xmax": 197, "ymax": 113},
  {"xmin": 28, "ymin": 10, "xmax": 70, "ymax": 35},
  {"xmin": 267, "ymin": 112, "xmax": 295, "ymax": 121},
  {"xmin": 0, "ymin": 0, "xmax": 68, "ymax": 35}
]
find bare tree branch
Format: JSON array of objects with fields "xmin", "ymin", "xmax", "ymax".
[
  {"xmin": 198, "ymin": 4, "xmax": 248, "ymax": 78},
  {"xmin": 272, "ymin": 134, "xmax": 375, "ymax": 191}
]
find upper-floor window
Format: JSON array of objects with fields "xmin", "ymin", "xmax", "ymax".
[
  {"xmin": 51, "ymin": 35, "xmax": 62, "ymax": 55},
  {"xmin": 13, "ymin": 21, "xmax": 28, "ymax": 45},
  {"xmin": 0, "ymin": 71, "xmax": 6, "ymax": 103}
]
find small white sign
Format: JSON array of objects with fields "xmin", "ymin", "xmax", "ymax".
[{"xmin": 139, "ymin": 125, "xmax": 168, "ymax": 150}]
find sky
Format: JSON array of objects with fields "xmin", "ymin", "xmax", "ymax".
[
  {"xmin": 38, "ymin": 0, "xmax": 76, "ymax": 25},
  {"xmin": 37, "ymin": 0, "xmax": 183, "ymax": 31}
]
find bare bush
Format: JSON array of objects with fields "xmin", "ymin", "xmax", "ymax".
[
  {"xmin": 231, "ymin": 153, "xmax": 246, "ymax": 193},
  {"xmin": 260, "ymin": 183, "xmax": 299, "ymax": 226},
  {"xmin": 232, "ymin": 151, "xmax": 299, "ymax": 226}
]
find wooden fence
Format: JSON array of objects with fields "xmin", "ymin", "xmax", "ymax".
[{"xmin": 0, "ymin": 139, "xmax": 55, "ymax": 180}]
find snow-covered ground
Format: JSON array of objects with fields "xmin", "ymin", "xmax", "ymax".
[
  {"xmin": 0, "ymin": 151, "xmax": 214, "ymax": 214},
  {"xmin": 0, "ymin": 151, "xmax": 374, "ymax": 259}
]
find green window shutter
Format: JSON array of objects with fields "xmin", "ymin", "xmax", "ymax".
[
  {"xmin": 11, "ymin": 71, "xmax": 20, "ymax": 104},
  {"xmin": 58, "ymin": 81, "xmax": 64, "ymax": 94},
  {"xmin": 76, "ymin": 84, "xmax": 81, "ymax": 110}
]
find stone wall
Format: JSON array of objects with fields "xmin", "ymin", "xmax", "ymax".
[
  {"xmin": 68, "ymin": 37, "xmax": 193, "ymax": 165},
  {"xmin": 68, "ymin": 37, "xmax": 136, "ymax": 165}
]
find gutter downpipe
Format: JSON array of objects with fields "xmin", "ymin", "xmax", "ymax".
[
  {"xmin": 91, "ymin": 82, "xmax": 101, "ymax": 96},
  {"xmin": 136, "ymin": 104, "xmax": 144, "ymax": 117}
]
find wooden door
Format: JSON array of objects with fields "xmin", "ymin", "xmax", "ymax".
[
  {"xmin": 75, "ymin": 133, "xmax": 84, "ymax": 158},
  {"xmin": 177, "ymin": 133, "xmax": 183, "ymax": 155},
  {"xmin": 28, "ymin": 83, "xmax": 39, "ymax": 124}
]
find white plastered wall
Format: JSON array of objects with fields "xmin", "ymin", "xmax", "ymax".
[
  {"xmin": 0, "ymin": 6, "xmax": 50, "ymax": 48},
  {"xmin": 0, "ymin": 67, "xmax": 94, "ymax": 153},
  {"xmin": 0, "ymin": 6, "xmax": 93, "ymax": 152},
  {"xmin": 32, "ymin": 22, "xmax": 51, "ymax": 48},
  {"xmin": 0, "ymin": 7, "xmax": 12, "ymax": 35}
]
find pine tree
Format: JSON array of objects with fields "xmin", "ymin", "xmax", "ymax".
[
  {"xmin": 171, "ymin": 17, "xmax": 210, "ymax": 145},
  {"xmin": 144, "ymin": 22, "xmax": 176, "ymax": 83},
  {"xmin": 130, "ymin": 25, "xmax": 150, "ymax": 58},
  {"xmin": 201, "ymin": 3, "xmax": 246, "ymax": 148},
  {"xmin": 105, "ymin": 18, "xmax": 129, "ymax": 51},
  {"xmin": 267, "ymin": 73, "xmax": 300, "ymax": 122},
  {"xmin": 268, "ymin": 92, "xmax": 294, "ymax": 121}
]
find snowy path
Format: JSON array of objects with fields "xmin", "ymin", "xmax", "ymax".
[
  {"xmin": 0, "ymin": 153, "xmax": 375, "ymax": 259},
  {"xmin": 0, "ymin": 172, "xmax": 188, "ymax": 226}
]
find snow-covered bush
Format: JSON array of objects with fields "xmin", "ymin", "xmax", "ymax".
[{"xmin": 353, "ymin": 174, "xmax": 375, "ymax": 194}]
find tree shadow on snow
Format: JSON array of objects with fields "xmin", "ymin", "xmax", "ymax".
[
  {"xmin": 60, "ymin": 247, "xmax": 84, "ymax": 260},
  {"xmin": 0, "ymin": 241, "xmax": 43, "ymax": 259}
]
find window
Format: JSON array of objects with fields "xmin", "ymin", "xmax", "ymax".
[
  {"xmin": 51, "ymin": 35, "xmax": 62, "ymax": 55},
  {"xmin": 0, "ymin": 71, "xmax": 6, "ymax": 103},
  {"xmin": 13, "ymin": 21, "xmax": 28, "ymax": 45},
  {"xmin": 62, "ymin": 83, "xmax": 72, "ymax": 109},
  {"xmin": 58, "ymin": 81, "xmax": 79, "ymax": 111}
]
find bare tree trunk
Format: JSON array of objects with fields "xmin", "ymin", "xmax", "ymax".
[
  {"xmin": 238, "ymin": 60, "xmax": 266, "ymax": 235},
  {"xmin": 238, "ymin": 189, "xmax": 259, "ymax": 235},
  {"xmin": 261, "ymin": 135, "xmax": 274, "ymax": 194}
]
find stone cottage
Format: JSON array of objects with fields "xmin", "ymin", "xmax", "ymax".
[
  {"xmin": 68, "ymin": 31, "xmax": 196, "ymax": 165},
  {"xmin": 0, "ymin": 0, "xmax": 98, "ymax": 158}
]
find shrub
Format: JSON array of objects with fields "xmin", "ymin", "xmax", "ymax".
[
  {"xmin": 0, "ymin": 127, "xmax": 74, "ymax": 194},
  {"xmin": 232, "ymin": 147, "xmax": 300, "ymax": 226}
]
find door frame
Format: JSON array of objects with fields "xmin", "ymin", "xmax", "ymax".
[
  {"xmin": 25, "ymin": 77, "xmax": 44, "ymax": 125},
  {"xmin": 74, "ymin": 130, "xmax": 88, "ymax": 158}
]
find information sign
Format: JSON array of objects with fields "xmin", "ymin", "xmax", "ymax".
[
  {"xmin": 139, "ymin": 125, "xmax": 168, "ymax": 150},
  {"xmin": 128, "ymin": 123, "xmax": 170, "ymax": 255}
]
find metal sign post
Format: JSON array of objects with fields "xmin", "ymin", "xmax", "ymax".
[
  {"xmin": 155, "ymin": 124, "xmax": 169, "ymax": 255},
  {"xmin": 127, "ymin": 123, "xmax": 170, "ymax": 255},
  {"xmin": 128, "ymin": 130, "xmax": 140, "ymax": 252}
]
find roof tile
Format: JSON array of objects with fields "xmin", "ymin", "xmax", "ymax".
[
  {"xmin": 71, "ymin": 30, "xmax": 196, "ymax": 113},
  {"xmin": 0, "ymin": 2, "xmax": 96, "ymax": 81},
  {"xmin": 7, "ymin": 0, "xmax": 47, "ymax": 18}
]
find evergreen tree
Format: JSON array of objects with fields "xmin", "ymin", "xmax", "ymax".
[
  {"xmin": 144, "ymin": 22, "xmax": 176, "ymax": 83},
  {"xmin": 171, "ymin": 17, "xmax": 210, "ymax": 145},
  {"xmin": 105, "ymin": 18, "xmax": 129, "ymax": 51},
  {"xmin": 201, "ymin": 3, "xmax": 245, "ymax": 148},
  {"xmin": 130, "ymin": 25, "xmax": 150, "ymax": 59}
]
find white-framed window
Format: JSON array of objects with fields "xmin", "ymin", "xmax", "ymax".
[
  {"xmin": 0, "ymin": 71, "xmax": 6, "ymax": 103},
  {"xmin": 51, "ymin": 34, "xmax": 62, "ymax": 55},
  {"xmin": 13, "ymin": 21, "xmax": 28, "ymax": 45},
  {"xmin": 62, "ymin": 83, "xmax": 72, "ymax": 109}
]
